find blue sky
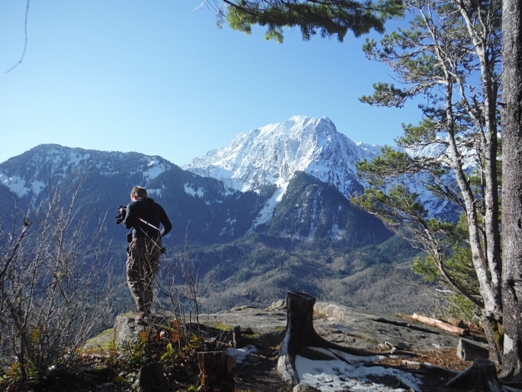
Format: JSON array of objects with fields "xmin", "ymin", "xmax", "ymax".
[{"xmin": 0, "ymin": 1, "xmax": 420, "ymax": 166}]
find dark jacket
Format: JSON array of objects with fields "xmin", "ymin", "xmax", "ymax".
[{"xmin": 123, "ymin": 197, "xmax": 172, "ymax": 239}]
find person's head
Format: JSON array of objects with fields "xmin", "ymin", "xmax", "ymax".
[{"xmin": 130, "ymin": 186, "xmax": 147, "ymax": 201}]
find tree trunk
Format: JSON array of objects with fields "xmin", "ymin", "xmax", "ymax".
[
  {"xmin": 501, "ymin": 0, "xmax": 522, "ymax": 381},
  {"xmin": 277, "ymin": 291, "xmax": 375, "ymax": 385},
  {"xmin": 137, "ymin": 362, "xmax": 169, "ymax": 392}
]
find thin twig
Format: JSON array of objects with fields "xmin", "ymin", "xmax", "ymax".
[{"xmin": 6, "ymin": 0, "xmax": 31, "ymax": 73}]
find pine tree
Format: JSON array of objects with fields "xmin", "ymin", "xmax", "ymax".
[
  {"xmin": 218, "ymin": 0, "xmax": 402, "ymax": 42},
  {"xmin": 352, "ymin": 0, "xmax": 503, "ymax": 361}
]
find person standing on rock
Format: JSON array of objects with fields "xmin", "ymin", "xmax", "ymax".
[{"xmin": 120, "ymin": 185, "xmax": 172, "ymax": 324}]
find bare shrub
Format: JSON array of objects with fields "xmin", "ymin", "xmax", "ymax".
[
  {"xmin": 155, "ymin": 223, "xmax": 211, "ymax": 333},
  {"xmin": 0, "ymin": 178, "xmax": 118, "ymax": 382}
]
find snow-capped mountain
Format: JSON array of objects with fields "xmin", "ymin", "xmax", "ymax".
[
  {"xmin": 185, "ymin": 115, "xmax": 460, "ymax": 222},
  {"xmin": 0, "ymin": 114, "xmax": 462, "ymax": 248},
  {"xmin": 0, "ymin": 120, "xmax": 469, "ymax": 313},
  {"xmin": 185, "ymin": 116, "xmax": 381, "ymax": 196},
  {"xmin": 0, "ymin": 140, "xmax": 391, "ymax": 247}
]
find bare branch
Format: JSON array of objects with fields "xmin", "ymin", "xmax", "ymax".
[{"xmin": 5, "ymin": 0, "xmax": 31, "ymax": 73}]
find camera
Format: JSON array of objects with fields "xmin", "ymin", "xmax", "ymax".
[{"xmin": 116, "ymin": 205, "xmax": 127, "ymax": 224}]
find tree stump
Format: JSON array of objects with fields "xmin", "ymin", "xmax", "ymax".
[
  {"xmin": 277, "ymin": 291, "xmax": 374, "ymax": 385},
  {"xmin": 457, "ymin": 338, "xmax": 489, "ymax": 361},
  {"xmin": 232, "ymin": 325, "xmax": 244, "ymax": 348},
  {"xmin": 136, "ymin": 362, "xmax": 169, "ymax": 392},
  {"xmin": 446, "ymin": 358, "xmax": 502, "ymax": 391},
  {"xmin": 197, "ymin": 351, "xmax": 234, "ymax": 392}
]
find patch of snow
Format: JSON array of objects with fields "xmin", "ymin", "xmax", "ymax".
[
  {"xmin": 330, "ymin": 223, "xmax": 345, "ymax": 240},
  {"xmin": 31, "ymin": 180, "xmax": 45, "ymax": 195},
  {"xmin": 251, "ymin": 184, "xmax": 288, "ymax": 229},
  {"xmin": 147, "ymin": 188, "xmax": 163, "ymax": 198},
  {"xmin": 184, "ymin": 116, "xmax": 370, "ymax": 199},
  {"xmin": 0, "ymin": 174, "xmax": 29, "ymax": 197},
  {"xmin": 226, "ymin": 345, "xmax": 258, "ymax": 365},
  {"xmin": 296, "ymin": 347, "xmax": 423, "ymax": 392},
  {"xmin": 143, "ymin": 159, "xmax": 166, "ymax": 181},
  {"xmin": 184, "ymin": 183, "xmax": 205, "ymax": 198}
]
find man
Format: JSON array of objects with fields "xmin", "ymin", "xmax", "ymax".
[{"xmin": 122, "ymin": 185, "xmax": 172, "ymax": 324}]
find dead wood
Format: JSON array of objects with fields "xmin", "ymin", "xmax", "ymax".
[{"xmin": 411, "ymin": 313, "xmax": 469, "ymax": 336}]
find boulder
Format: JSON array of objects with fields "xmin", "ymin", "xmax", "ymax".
[
  {"xmin": 113, "ymin": 313, "xmax": 145, "ymax": 350},
  {"xmin": 267, "ymin": 300, "xmax": 286, "ymax": 310}
]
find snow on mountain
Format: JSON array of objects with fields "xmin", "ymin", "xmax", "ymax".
[
  {"xmin": 185, "ymin": 115, "xmax": 463, "ymax": 223},
  {"xmin": 0, "ymin": 116, "xmax": 464, "ymax": 241},
  {"xmin": 0, "ymin": 144, "xmax": 170, "ymax": 200},
  {"xmin": 185, "ymin": 116, "xmax": 381, "ymax": 197},
  {"xmin": 0, "ymin": 144, "xmax": 271, "ymax": 244}
]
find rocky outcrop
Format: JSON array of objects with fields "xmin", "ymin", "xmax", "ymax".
[
  {"xmin": 87, "ymin": 300, "xmax": 490, "ymax": 392},
  {"xmin": 202, "ymin": 301, "xmax": 464, "ymax": 353},
  {"xmin": 109, "ymin": 301, "xmax": 485, "ymax": 358}
]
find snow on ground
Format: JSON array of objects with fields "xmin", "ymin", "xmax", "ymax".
[
  {"xmin": 226, "ymin": 345, "xmax": 258, "ymax": 364},
  {"xmin": 296, "ymin": 347, "xmax": 421, "ymax": 391},
  {"xmin": 227, "ymin": 345, "xmax": 424, "ymax": 391}
]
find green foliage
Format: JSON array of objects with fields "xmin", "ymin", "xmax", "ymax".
[
  {"xmin": 0, "ymin": 362, "xmax": 39, "ymax": 388},
  {"xmin": 121, "ymin": 330, "xmax": 150, "ymax": 369},
  {"xmin": 412, "ymin": 255, "xmax": 439, "ymax": 283},
  {"xmin": 412, "ymin": 236, "xmax": 482, "ymax": 322},
  {"xmin": 359, "ymin": 82, "xmax": 411, "ymax": 108},
  {"xmin": 223, "ymin": 0, "xmax": 403, "ymax": 42},
  {"xmin": 353, "ymin": 184, "xmax": 426, "ymax": 225}
]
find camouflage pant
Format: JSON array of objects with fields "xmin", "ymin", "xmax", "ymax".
[{"xmin": 126, "ymin": 237, "xmax": 162, "ymax": 316}]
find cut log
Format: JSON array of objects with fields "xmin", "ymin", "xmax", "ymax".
[
  {"xmin": 446, "ymin": 358, "xmax": 502, "ymax": 391},
  {"xmin": 197, "ymin": 351, "xmax": 234, "ymax": 392},
  {"xmin": 277, "ymin": 291, "xmax": 375, "ymax": 385},
  {"xmin": 411, "ymin": 313, "xmax": 469, "ymax": 336}
]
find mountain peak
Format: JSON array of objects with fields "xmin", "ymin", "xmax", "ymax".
[{"xmin": 185, "ymin": 116, "xmax": 380, "ymax": 196}]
